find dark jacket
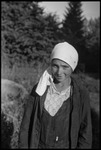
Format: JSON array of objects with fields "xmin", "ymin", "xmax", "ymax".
[{"xmin": 19, "ymin": 77, "xmax": 92, "ymax": 149}]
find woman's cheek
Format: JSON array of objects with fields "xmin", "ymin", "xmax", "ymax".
[
  {"xmin": 52, "ymin": 70, "xmax": 56, "ymax": 76},
  {"xmin": 65, "ymin": 69, "xmax": 72, "ymax": 77},
  {"xmin": 51, "ymin": 67, "xmax": 57, "ymax": 74}
]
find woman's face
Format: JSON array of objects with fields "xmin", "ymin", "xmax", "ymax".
[{"xmin": 51, "ymin": 59, "xmax": 73, "ymax": 83}]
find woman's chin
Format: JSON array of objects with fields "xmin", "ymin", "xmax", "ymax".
[{"xmin": 54, "ymin": 77, "xmax": 64, "ymax": 83}]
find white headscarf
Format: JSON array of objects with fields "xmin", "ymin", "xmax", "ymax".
[
  {"xmin": 36, "ymin": 42, "xmax": 78, "ymax": 96},
  {"xmin": 51, "ymin": 42, "xmax": 78, "ymax": 71}
]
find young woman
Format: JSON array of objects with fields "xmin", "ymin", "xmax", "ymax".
[{"xmin": 19, "ymin": 42, "xmax": 92, "ymax": 149}]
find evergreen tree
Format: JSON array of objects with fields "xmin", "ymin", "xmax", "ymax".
[
  {"xmin": 1, "ymin": 1, "xmax": 60, "ymax": 67},
  {"xmin": 83, "ymin": 17, "xmax": 100, "ymax": 72},
  {"xmin": 62, "ymin": 1, "xmax": 86, "ymax": 64},
  {"xmin": 2, "ymin": 1, "xmax": 36, "ymax": 67},
  {"xmin": 42, "ymin": 12, "xmax": 61, "ymax": 53}
]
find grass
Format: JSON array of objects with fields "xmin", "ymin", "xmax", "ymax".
[{"xmin": 1, "ymin": 62, "xmax": 46, "ymax": 93}]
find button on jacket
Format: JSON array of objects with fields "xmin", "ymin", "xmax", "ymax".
[
  {"xmin": 19, "ymin": 77, "xmax": 92, "ymax": 149},
  {"xmin": 39, "ymin": 97, "xmax": 70, "ymax": 148}
]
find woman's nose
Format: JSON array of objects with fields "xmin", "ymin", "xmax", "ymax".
[{"xmin": 57, "ymin": 67, "xmax": 62, "ymax": 74}]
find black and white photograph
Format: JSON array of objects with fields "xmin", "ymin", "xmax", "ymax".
[{"xmin": 1, "ymin": 1, "xmax": 100, "ymax": 149}]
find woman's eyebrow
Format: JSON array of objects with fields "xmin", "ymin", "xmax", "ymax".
[
  {"xmin": 61, "ymin": 65, "xmax": 69, "ymax": 67},
  {"xmin": 52, "ymin": 63, "xmax": 69, "ymax": 67}
]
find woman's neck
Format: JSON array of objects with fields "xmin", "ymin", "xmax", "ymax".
[{"xmin": 54, "ymin": 77, "xmax": 71, "ymax": 92}]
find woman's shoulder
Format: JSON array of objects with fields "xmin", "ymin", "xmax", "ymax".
[
  {"xmin": 71, "ymin": 75, "xmax": 90, "ymax": 105},
  {"xmin": 71, "ymin": 75, "xmax": 90, "ymax": 97},
  {"xmin": 30, "ymin": 83, "xmax": 38, "ymax": 97},
  {"xmin": 25, "ymin": 83, "xmax": 39, "ymax": 105},
  {"xmin": 71, "ymin": 75, "xmax": 84, "ymax": 89}
]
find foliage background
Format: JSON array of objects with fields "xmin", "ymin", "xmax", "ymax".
[{"xmin": 1, "ymin": 1, "xmax": 100, "ymax": 149}]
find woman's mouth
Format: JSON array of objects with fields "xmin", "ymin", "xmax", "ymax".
[{"xmin": 56, "ymin": 75, "xmax": 63, "ymax": 79}]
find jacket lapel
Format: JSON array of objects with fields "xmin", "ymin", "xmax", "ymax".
[
  {"xmin": 39, "ymin": 86, "xmax": 49, "ymax": 118},
  {"xmin": 70, "ymin": 78, "xmax": 81, "ymax": 148}
]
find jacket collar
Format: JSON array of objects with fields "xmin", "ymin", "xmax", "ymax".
[{"xmin": 38, "ymin": 76, "xmax": 81, "ymax": 117}]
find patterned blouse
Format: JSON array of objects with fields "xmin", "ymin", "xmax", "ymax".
[{"xmin": 44, "ymin": 81, "xmax": 71, "ymax": 116}]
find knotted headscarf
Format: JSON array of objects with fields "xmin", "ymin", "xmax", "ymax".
[
  {"xmin": 51, "ymin": 42, "xmax": 78, "ymax": 71},
  {"xmin": 36, "ymin": 42, "xmax": 78, "ymax": 96}
]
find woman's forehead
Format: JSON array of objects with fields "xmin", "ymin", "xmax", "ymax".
[{"xmin": 51, "ymin": 59, "xmax": 70, "ymax": 66}]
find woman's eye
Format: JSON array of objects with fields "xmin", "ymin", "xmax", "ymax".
[
  {"xmin": 52, "ymin": 65, "xmax": 57, "ymax": 68},
  {"xmin": 64, "ymin": 64, "xmax": 70, "ymax": 69},
  {"xmin": 52, "ymin": 65, "xmax": 58, "ymax": 69},
  {"xmin": 63, "ymin": 66, "xmax": 68, "ymax": 69}
]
